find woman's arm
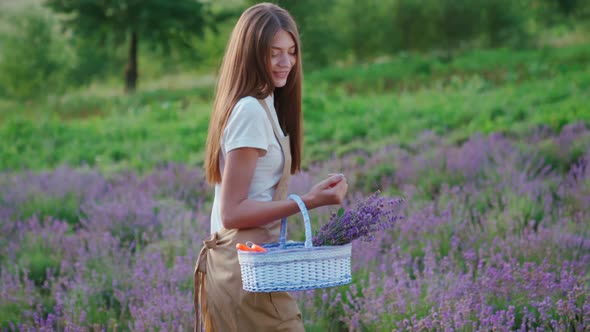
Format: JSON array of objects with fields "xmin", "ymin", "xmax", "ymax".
[{"xmin": 220, "ymin": 147, "xmax": 347, "ymax": 230}]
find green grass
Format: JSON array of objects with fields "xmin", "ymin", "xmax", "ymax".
[
  {"xmin": 303, "ymin": 63, "xmax": 590, "ymax": 160},
  {"xmin": 305, "ymin": 43, "xmax": 590, "ymax": 94},
  {"xmin": 1, "ymin": 43, "xmax": 589, "ymax": 172}
]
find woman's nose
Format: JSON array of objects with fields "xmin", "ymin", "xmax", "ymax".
[{"xmin": 278, "ymin": 53, "xmax": 291, "ymax": 67}]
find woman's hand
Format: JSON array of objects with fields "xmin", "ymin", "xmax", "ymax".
[
  {"xmin": 302, "ymin": 174, "xmax": 348, "ymax": 209},
  {"xmin": 221, "ymin": 147, "xmax": 347, "ymax": 228}
]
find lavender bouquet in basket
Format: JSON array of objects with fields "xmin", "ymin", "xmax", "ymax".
[{"xmin": 312, "ymin": 191, "xmax": 406, "ymax": 247}]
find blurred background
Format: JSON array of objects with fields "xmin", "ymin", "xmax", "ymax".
[{"xmin": 0, "ymin": 0, "xmax": 588, "ymax": 173}]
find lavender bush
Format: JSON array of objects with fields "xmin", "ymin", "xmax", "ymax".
[
  {"xmin": 0, "ymin": 123, "xmax": 589, "ymax": 331},
  {"xmin": 312, "ymin": 191, "xmax": 405, "ymax": 246}
]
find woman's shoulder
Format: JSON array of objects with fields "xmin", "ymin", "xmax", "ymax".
[
  {"xmin": 234, "ymin": 96, "xmax": 263, "ymax": 111},
  {"xmin": 230, "ymin": 96, "xmax": 266, "ymax": 119},
  {"xmin": 223, "ymin": 96, "xmax": 273, "ymax": 148},
  {"xmin": 228, "ymin": 96, "xmax": 266, "ymax": 122}
]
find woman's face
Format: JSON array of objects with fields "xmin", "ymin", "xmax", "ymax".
[{"xmin": 270, "ymin": 29, "xmax": 297, "ymax": 88}]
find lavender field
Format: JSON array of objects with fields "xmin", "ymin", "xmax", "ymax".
[
  {"xmin": 1, "ymin": 123, "xmax": 589, "ymax": 331},
  {"xmin": 2, "ymin": 0, "xmax": 590, "ymax": 330}
]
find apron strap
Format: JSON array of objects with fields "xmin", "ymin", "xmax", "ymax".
[
  {"xmin": 257, "ymin": 98, "xmax": 292, "ymax": 201},
  {"xmin": 257, "ymin": 98, "xmax": 287, "ymax": 149}
]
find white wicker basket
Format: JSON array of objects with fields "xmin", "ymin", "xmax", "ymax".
[{"xmin": 237, "ymin": 194, "xmax": 352, "ymax": 292}]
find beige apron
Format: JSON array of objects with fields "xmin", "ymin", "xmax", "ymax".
[{"xmin": 194, "ymin": 99, "xmax": 305, "ymax": 332}]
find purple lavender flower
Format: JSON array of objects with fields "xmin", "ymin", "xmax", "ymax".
[{"xmin": 312, "ymin": 191, "xmax": 406, "ymax": 246}]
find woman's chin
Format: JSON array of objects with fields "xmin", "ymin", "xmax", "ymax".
[{"xmin": 273, "ymin": 80, "xmax": 288, "ymax": 88}]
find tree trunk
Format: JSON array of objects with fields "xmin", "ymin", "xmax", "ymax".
[{"xmin": 125, "ymin": 31, "xmax": 138, "ymax": 93}]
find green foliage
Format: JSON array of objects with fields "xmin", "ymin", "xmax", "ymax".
[
  {"xmin": 249, "ymin": 0, "xmax": 534, "ymax": 66},
  {"xmin": 44, "ymin": 0, "xmax": 209, "ymax": 49},
  {"xmin": 388, "ymin": 0, "xmax": 532, "ymax": 54},
  {"xmin": 0, "ymin": 302, "xmax": 25, "ymax": 329},
  {"xmin": 25, "ymin": 250, "xmax": 61, "ymax": 287},
  {"xmin": 16, "ymin": 233, "xmax": 62, "ymax": 288},
  {"xmin": 430, "ymin": 0, "xmax": 483, "ymax": 51},
  {"xmin": 329, "ymin": 0, "xmax": 390, "ymax": 62},
  {"xmin": 0, "ymin": 84, "xmax": 212, "ymax": 171},
  {"xmin": 66, "ymin": 286, "xmax": 125, "ymax": 327},
  {"xmin": 533, "ymin": 0, "xmax": 590, "ymax": 27},
  {"xmin": 0, "ymin": 6, "xmax": 123, "ymax": 99},
  {"xmin": 44, "ymin": 0, "xmax": 212, "ymax": 92},
  {"xmin": 388, "ymin": 0, "xmax": 439, "ymax": 52},
  {"xmin": 504, "ymin": 192, "xmax": 545, "ymax": 232},
  {"xmin": 247, "ymin": 0, "xmax": 336, "ymax": 65},
  {"xmin": 0, "ymin": 8, "xmax": 73, "ymax": 99},
  {"xmin": 187, "ymin": 21, "xmax": 235, "ymax": 71},
  {"xmin": 479, "ymin": 0, "xmax": 532, "ymax": 48},
  {"xmin": 17, "ymin": 192, "xmax": 82, "ymax": 229},
  {"xmin": 0, "ymin": 0, "xmax": 585, "ymax": 96},
  {"xmin": 1, "ymin": 44, "xmax": 589, "ymax": 172},
  {"xmin": 66, "ymin": 35, "xmax": 125, "ymax": 86},
  {"xmin": 545, "ymin": 0, "xmax": 590, "ymax": 17},
  {"xmin": 534, "ymin": 135, "xmax": 590, "ymax": 173}
]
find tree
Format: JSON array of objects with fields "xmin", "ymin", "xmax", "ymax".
[
  {"xmin": 245, "ymin": 0, "xmax": 340, "ymax": 68},
  {"xmin": 331, "ymin": 0, "xmax": 388, "ymax": 63},
  {"xmin": 273, "ymin": 0, "xmax": 339, "ymax": 67},
  {"xmin": 0, "ymin": 8, "xmax": 72, "ymax": 99},
  {"xmin": 44, "ymin": 0, "xmax": 210, "ymax": 93}
]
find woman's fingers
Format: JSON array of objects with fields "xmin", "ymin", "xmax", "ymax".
[
  {"xmin": 324, "ymin": 174, "xmax": 345, "ymax": 188},
  {"xmin": 329, "ymin": 179, "xmax": 348, "ymax": 202},
  {"xmin": 321, "ymin": 176, "xmax": 348, "ymax": 204},
  {"xmin": 303, "ymin": 174, "xmax": 348, "ymax": 208}
]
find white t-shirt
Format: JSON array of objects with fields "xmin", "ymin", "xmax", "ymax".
[{"xmin": 210, "ymin": 94, "xmax": 285, "ymax": 234}]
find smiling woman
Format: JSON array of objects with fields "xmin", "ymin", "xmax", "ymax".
[
  {"xmin": 195, "ymin": 2, "xmax": 348, "ymax": 332},
  {"xmin": 270, "ymin": 29, "xmax": 297, "ymax": 88}
]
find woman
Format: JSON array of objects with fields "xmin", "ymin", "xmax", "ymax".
[{"xmin": 194, "ymin": 2, "xmax": 348, "ymax": 331}]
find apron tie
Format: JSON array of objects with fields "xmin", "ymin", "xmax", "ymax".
[{"xmin": 194, "ymin": 233, "xmax": 218, "ymax": 332}]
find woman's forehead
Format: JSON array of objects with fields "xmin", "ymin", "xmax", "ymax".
[{"xmin": 271, "ymin": 29, "xmax": 295, "ymax": 49}]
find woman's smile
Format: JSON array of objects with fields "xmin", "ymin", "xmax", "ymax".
[{"xmin": 270, "ymin": 29, "xmax": 296, "ymax": 88}]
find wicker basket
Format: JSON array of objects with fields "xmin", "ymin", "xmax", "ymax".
[{"xmin": 237, "ymin": 194, "xmax": 352, "ymax": 292}]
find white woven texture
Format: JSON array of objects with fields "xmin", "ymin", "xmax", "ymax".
[
  {"xmin": 237, "ymin": 194, "xmax": 353, "ymax": 292},
  {"xmin": 238, "ymin": 243, "xmax": 352, "ymax": 292}
]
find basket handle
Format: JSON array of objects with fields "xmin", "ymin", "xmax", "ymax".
[{"xmin": 280, "ymin": 194, "xmax": 313, "ymax": 249}]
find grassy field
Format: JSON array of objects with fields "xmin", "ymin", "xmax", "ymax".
[
  {"xmin": 1, "ymin": 43, "xmax": 589, "ymax": 173},
  {"xmin": 1, "ymin": 42, "xmax": 589, "ymax": 331}
]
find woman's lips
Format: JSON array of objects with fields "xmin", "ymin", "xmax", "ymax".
[{"xmin": 273, "ymin": 71, "xmax": 289, "ymax": 79}]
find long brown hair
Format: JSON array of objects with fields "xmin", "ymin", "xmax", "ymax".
[{"xmin": 204, "ymin": 2, "xmax": 303, "ymax": 184}]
